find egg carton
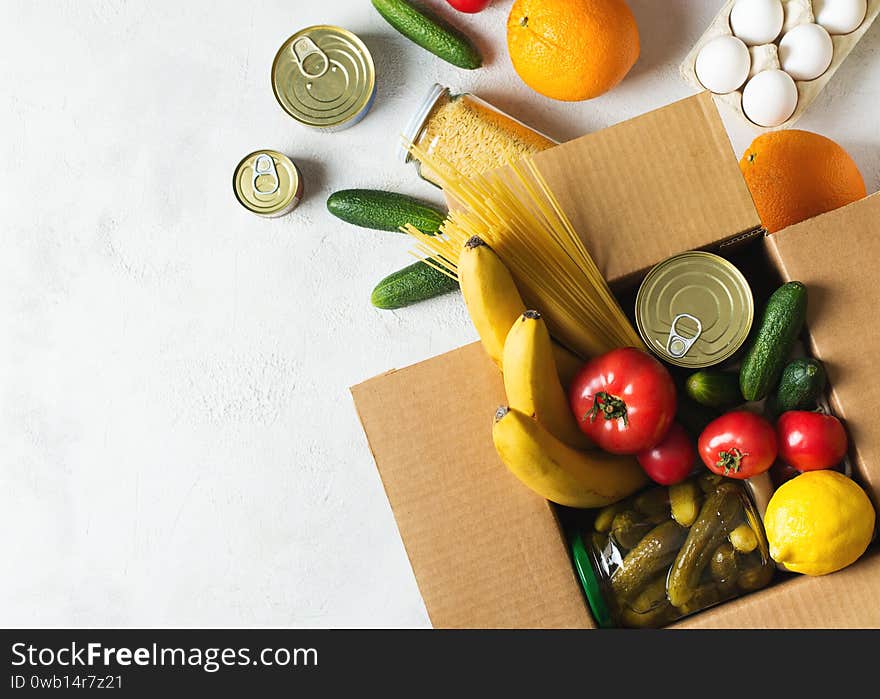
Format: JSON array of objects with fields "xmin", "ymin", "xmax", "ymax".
[{"xmin": 681, "ymin": 0, "xmax": 880, "ymax": 131}]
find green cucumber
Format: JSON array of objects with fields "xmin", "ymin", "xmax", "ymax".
[
  {"xmin": 327, "ymin": 189, "xmax": 445, "ymax": 234},
  {"xmin": 739, "ymin": 281, "xmax": 808, "ymax": 401},
  {"xmin": 371, "ymin": 260, "xmax": 458, "ymax": 310},
  {"xmin": 685, "ymin": 370, "xmax": 743, "ymax": 409},
  {"xmin": 765, "ymin": 358, "xmax": 827, "ymax": 418},
  {"xmin": 371, "ymin": 0, "xmax": 482, "ymax": 70}
]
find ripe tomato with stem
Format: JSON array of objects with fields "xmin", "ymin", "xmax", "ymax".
[
  {"xmin": 698, "ymin": 411, "xmax": 777, "ymax": 479},
  {"xmin": 569, "ymin": 347, "xmax": 677, "ymax": 455}
]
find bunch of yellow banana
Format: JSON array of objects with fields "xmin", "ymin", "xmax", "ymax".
[{"xmin": 458, "ymin": 236, "xmax": 647, "ymax": 507}]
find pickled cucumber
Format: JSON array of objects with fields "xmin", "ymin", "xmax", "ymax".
[
  {"xmin": 729, "ymin": 523, "xmax": 758, "ymax": 553},
  {"xmin": 621, "ymin": 601, "xmax": 676, "ymax": 628},
  {"xmin": 611, "ymin": 520, "xmax": 688, "ymax": 602},
  {"xmin": 667, "ymin": 484, "xmax": 741, "ymax": 607},
  {"xmin": 611, "ymin": 510, "xmax": 654, "ymax": 550},
  {"xmin": 594, "ymin": 502, "xmax": 627, "ymax": 533},
  {"xmin": 670, "ymin": 480, "xmax": 702, "ymax": 527},
  {"xmin": 629, "ymin": 575, "xmax": 669, "ymax": 614},
  {"xmin": 710, "ymin": 542, "xmax": 739, "ymax": 583},
  {"xmin": 633, "ymin": 488, "xmax": 671, "ymax": 521},
  {"xmin": 698, "ymin": 472, "xmax": 723, "ymax": 493},
  {"xmin": 675, "ymin": 580, "xmax": 737, "ymax": 616},
  {"xmin": 738, "ymin": 553, "xmax": 775, "ymax": 591}
]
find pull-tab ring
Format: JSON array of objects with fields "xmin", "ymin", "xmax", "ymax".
[
  {"xmin": 252, "ymin": 154, "xmax": 280, "ymax": 196},
  {"xmin": 666, "ymin": 313, "xmax": 702, "ymax": 358},
  {"xmin": 293, "ymin": 37, "xmax": 329, "ymax": 80}
]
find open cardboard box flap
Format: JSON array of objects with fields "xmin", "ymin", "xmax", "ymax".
[
  {"xmin": 516, "ymin": 92, "xmax": 761, "ymax": 285},
  {"xmin": 351, "ymin": 94, "xmax": 880, "ymax": 628}
]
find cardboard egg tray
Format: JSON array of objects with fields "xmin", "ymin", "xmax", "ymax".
[{"xmin": 681, "ymin": 0, "xmax": 880, "ymax": 130}]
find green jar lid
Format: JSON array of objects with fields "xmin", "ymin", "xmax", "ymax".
[{"xmin": 571, "ymin": 532, "xmax": 614, "ymax": 629}]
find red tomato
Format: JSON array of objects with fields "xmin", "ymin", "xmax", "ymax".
[
  {"xmin": 637, "ymin": 423, "xmax": 696, "ymax": 485},
  {"xmin": 698, "ymin": 411, "xmax": 777, "ymax": 479},
  {"xmin": 777, "ymin": 411, "xmax": 848, "ymax": 471},
  {"xmin": 446, "ymin": 0, "xmax": 491, "ymax": 12},
  {"xmin": 569, "ymin": 347, "xmax": 677, "ymax": 455}
]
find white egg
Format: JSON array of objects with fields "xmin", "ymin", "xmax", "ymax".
[
  {"xmin": 695, "ymin": 35, "xmax": 752, "ymax": 94},
  {"xmin": 813, "ymin": 0, "xmax": 867, "ymax": 35},
  {"xmin": 741, "ymin": 69, "xmax": 799, "ymax": 127},
  {"xmin": 730, "ymin": 0, "xmax": 785, "ymax": 45},
  {"xmin": 779, "ymin": 23, "xmax": 833, "ymax": 81}
]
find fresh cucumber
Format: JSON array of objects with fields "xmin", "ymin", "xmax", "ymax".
[
  {"xmin": 739, "ymin": 281, "xmax": 807, "ymax": 402},
  {"xmin": 685, "ymin": 370, "xmax": 743, "ymax": 409},
  {"xmin": 765, "ymin": 358, "xmax": 826, "ymax": 418},
  {"xmin": 371, "ymin": 0, "xmax": 482, "ymax": 69},
  {"xmin": 327, "ymin": 189, "xmax": 445, "ymax": 234},
  {"xmin": 371, "ymin": 260, "xmax": 458, "ymax": 309}
]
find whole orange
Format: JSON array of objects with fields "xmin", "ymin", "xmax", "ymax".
[
  {"xmin": 740, "ymin": 130, "xmax": 866, "ymax": 233},
  {"xmin": 507, "ymin": 0, "xmax": 639, "ymax": 101}
]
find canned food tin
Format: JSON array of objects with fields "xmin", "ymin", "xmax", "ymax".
[
  {"xmin": 233, "ymin": 150, "xmax": 303, "ymax": 217},
  {"xmin": 272, "ymin": 25, "xmax": 376, "ymax": 131},
  {"xmin": 635, "ymin": 252, "xmax": 754, "ymax": 368}
]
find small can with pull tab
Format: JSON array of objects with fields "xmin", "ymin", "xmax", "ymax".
[
  {"xmin": 635, "ymin": 251, "xmax": 754, "ymax": 368},
  {"xmin": 233, "ymin": 150, "xmax": 303, "ymax": 217},
  {"xmin": 272, "ymin": 26, "xmax": 376, "ymax": 131}
]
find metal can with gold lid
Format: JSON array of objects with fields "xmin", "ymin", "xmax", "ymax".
[
  {"xmin": 635, "ymin": 252, "xmax": 754, "ymax": 368},
  {"xmin": 233, "ymin": 150, "xmax": 303, "ymax": 217},
  {"xmin": 272, "ymin": 25, "xmax": 376, "ymax": 131}
]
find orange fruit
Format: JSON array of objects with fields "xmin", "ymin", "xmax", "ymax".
[
  {"xmin": 740, "ymin": 130, "xmax": 866, "ymax": 234},
  {"xmin": 507, "ymin": 0, "xmax": 639, "ymax": 101}
]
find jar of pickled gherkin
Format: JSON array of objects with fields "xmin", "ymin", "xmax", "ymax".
[
  {"xmin": 571, "ymin": 473, "xmax": 775, "ymax": 628},
  {"xmin": 399, "ymin": 83, "xmax": 557, "ymax": 187}
]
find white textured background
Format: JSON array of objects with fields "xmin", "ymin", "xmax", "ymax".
[{"xmin": 1, "ymin": 1, "xmax": 878, "ymax": 627}]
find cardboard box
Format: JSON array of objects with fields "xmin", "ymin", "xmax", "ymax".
[{"xmin": 351, "ymin": 93, "xmax": 880, "ymax": 628}]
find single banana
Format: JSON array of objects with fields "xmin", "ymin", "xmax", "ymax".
[
  {"xmin": 457, "ymin": 236, "xmax": 584, "ymax": 385},
  {"xmin": 457, "ymin": 236, "xmax": 525, "ymax": 368},
  {"xmin": 503, "ymin": 311, "xmax": 593, "ymax": 450},
  {"xmin": 492, "ymin": 407, "xmax": 648, "ymax": 508}
]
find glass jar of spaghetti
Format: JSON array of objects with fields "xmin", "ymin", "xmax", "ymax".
[
  {"xmin": 571, "ymin": 474, "xmax": 775, "ymax": 628},
  {"xmin": 399, "ymin": 84, "xmax": 557, "ymax": 187}
]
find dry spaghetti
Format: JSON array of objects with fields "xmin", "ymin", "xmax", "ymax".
[{"xmin": 405, "ymin": 144, "xmax": 643, "ymax": 358}]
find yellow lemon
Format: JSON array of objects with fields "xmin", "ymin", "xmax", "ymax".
[{"xmin": 764, "ymin": 470, "xmax": 875, "ymax": 576}]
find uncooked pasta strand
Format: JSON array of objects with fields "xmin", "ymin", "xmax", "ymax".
[{"xmin": 403, "ymin": 144, "xmax": 641, "ymax": 357}]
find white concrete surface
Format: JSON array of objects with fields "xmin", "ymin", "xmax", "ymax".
[{"xmin": 1, "ymin": 1, "xmax": 878, "ymax": 628}]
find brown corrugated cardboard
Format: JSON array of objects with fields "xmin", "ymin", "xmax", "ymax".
[
  {"xmin": 526, "ymin": 92, "xmax": 761, "ymax": 284},
  {"xmin": 764, "ymin": 193, "xmax": 880, "ymax": 506},
  {"xmin": 352, "ymin": 94, "xmax": 879, "ymax": 628},
  {"xmin": 351, "ymin": 343, "xmax": 593, "ymax": 628}
]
